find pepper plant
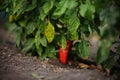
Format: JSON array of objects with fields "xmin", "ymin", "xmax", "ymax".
[{"xmin": 1, "ymin": 0, "xmax": 120, "ymax": 69}]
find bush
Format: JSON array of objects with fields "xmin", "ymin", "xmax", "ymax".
[{"xmin": 1, "ymin": 0, "xmax": 120, "ymax": 69}]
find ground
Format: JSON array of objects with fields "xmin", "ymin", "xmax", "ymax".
[
  {"xmin": 0, "ymin": 22, "xmax": 118, "ymax": 80},
  {"xmin": 0, "ymin": 44, "xmax": 115, "ymax": 80}
]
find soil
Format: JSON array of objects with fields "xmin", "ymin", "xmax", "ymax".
[{"xmin": 0, "ymin": 22, "xmax": 119, "ymax": 80}]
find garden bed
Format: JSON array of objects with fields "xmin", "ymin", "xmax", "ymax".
[{"xmin": 0, "ymin": 26, "xmax": 117, "ymax": 80}]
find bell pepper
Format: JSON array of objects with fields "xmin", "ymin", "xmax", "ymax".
[{"xmin": 59, "ymin": 40, "xmax": 72, "ymax": 64}]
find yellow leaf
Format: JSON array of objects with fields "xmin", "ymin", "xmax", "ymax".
[
  {"xmin": 44, "ymin": 21, "xmax": 55, "ymax": 43},
  {"xmin": 9, "ymin": 15, "xmax": 14, "ymax": 23}
]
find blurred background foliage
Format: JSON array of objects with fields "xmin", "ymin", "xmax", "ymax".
[{"xmin": 0, "ymin": 0, "xmax": 120, "ymax": 69}]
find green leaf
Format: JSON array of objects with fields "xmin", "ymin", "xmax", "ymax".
[
  {"xmin": 44, "ymin": 46, "xmax": 57, "ymax": 58},
  {"xmin": 12, "ymin": 0, "xmax": 26, "ymax": 15},
  {"xmin": 44, "ymin": 21, "xmax": 55, "ymax": 43},
  {"xmin": 22, "ymin": 38, "xmax": 34, "ymax": 52},
  {"xmin": 79, "ymin": 4, "xmax": 87, "ymax": 17},
  {"xmin": 66, "ymin": 0, "xmax": 78, "ymax": 10},
  {"xmin": 68, "ymin": 12, "xmax": 80, "ymax": 32},
  {"xmin": 15, "ymin": 32, "xmax": 21, "ymax": 47},
  {"xmin": 39, "ymin": 8, "xmax": 46, "ymax": 21},
  {"xmin": 31, "ymin": 73, "xmax": 45, "ymax": 79},
  {"xmin": 26, "ymin": 22, "xmax": 36, "ymax": 34},
  {"xmin": 53, "ymin": 0, "xmax": 77, "ymax": 16},
  {"xmin": 79, "ymin": 0, "xmax": 95, "ymax": 20},
  {"xmin": 0, "ymin": 0, "xmax": 9, "ymax": 11},
  {"xmin": 39, "ymin": 0, "xmax": 54, "ymax": 20},
  {"xmin": 78, "ymin": 40, "xmax": 90, "ymax": 59},
  {"xmin": 25, "ymin": 0, "xmax": 37, "ymax": 11},
  {"xmin": 12, "ymin": 0, "xmax": 37, "ymax": 16},
  {"xmin": 96, "ymin": 40, "xmax": 112, "ymax": 64},
  {"xmin": 10, "ymin": 25, "xmax": 22, "ymax": 47},
  {"xmin": 39, "ymin": 45, "xmax": 57, "ymax": 59},
  {"xmin": 35, "ymin": 30, "xmax": 41, "ymax": 49},
  {"xmin": 53, "ymin": 0, "xmax": 68, "ymax": 16},
  {"xmin": 6, "ymin": 23, "xmax": 23, "ymax": 47},
  {"xmin": 80, "ymin": 25, "xmax": 89, "ymax": 32},
  {"xmin": 35, "ymin": 31, "xmax": 43, "ymax": 57},
  {"xmin": 40, "ymin": 36, "xmax": 47, "ymax": 47},
  {"xmin": 67, "ymin": 12, "xmax": 80, "ymax": 40},
  {"xmin": 61, "ymin": 35, "xmax": 66, "ymax": 50},
  {"xmin": 86, "ymin": 0, "xmax": 95, "ymax": 20},
  {"xmin": 70, "ymin": 31, "xmax": 79, "ymax": 40},
  {"xmin": 37, "ymin": 21, "xmax": 46, "ymax": 33},
  {"xmin": 5, "ymin": 23, "xmax": 17, "ymax": 34},
  {"xmin": 86, "ymin": 4, "xmax": 95, "ymax": 21},
  {"xmin": 37, "ymin": 45, "xmax": 43, "ymax": 57},
  {"xmin": 102, "ymin": 53, "xmax": 115, "ymax": 69},
  {"xmin": 43, "ymin": 0, "xmax": 54, "ymax": 14},
  {"xmin": 18, "ymin": 19, "xmax": 27, "ymax": 27}
]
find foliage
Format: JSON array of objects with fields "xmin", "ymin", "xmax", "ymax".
[{"xmin": 0, "ymin": 0, "xmax": 120, "ymax": 69}]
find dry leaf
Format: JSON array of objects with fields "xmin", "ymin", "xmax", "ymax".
[
  {"xmin": 68, "ymin": 61, "xmax": 72, "ymax": 66},
  {"xmin": 105, "ymin": 68, "xmax": 110, "ymax": 76},
  {"xmin": 89, "ymin": 64, "xmax": 97, "ymax": 69},
  {"xmin": 78, "ymin": 63, "xmax": 89, "ymax": 69},
  {"xmin": 97, "ymin": 64, "xmax": 103, "ymax": 73}
]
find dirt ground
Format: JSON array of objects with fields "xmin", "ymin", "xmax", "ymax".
[
  {"xmin": 0, "ymin": 44, "xmax": 116, "ymax": 80},
  {"xmin": 0, "ymin": 22, "xmax": 118, "ymax": 80}
]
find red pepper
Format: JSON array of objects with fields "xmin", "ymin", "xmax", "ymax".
[{"xmin": 59, "ymin": 40, "xmax": 72, "ymax": 64}]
